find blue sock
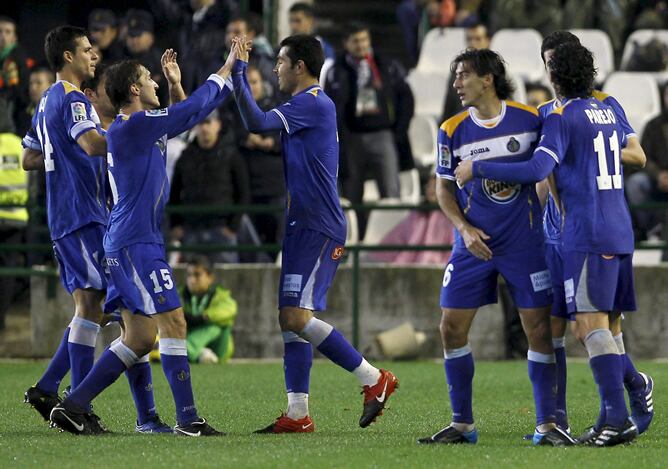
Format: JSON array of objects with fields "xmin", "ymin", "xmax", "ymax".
[
  {"xmin": 590, "ymin": 354, "xmax": 628, "ymax": 427},
  {"xmin": 300, "ymin": 317, "xmax": 362, "ymax": 371},
  {"xmin": 160, "ymin": 338, "xmax": 198, "ymax": 426},
  {"xmin": 552, "ymin": 338, "xmax": 568, "ymax": 428},
  {"xmin": 527, "ymin": 350, "xmax": 557, "ymax": 426},
  {"xmin": 68, "ymin": 317, "xmax": 100, "ymax": 390},
  {"xmin": 66, "ymin": 342, "xmax": 136, "ymax": 411},
  {"xmin": 283, "ymin": 333, "xmax": 312, "ymax": 393},
  {"xmin": 37, "ymin": 327, "xmax": 71, "ymax": 394},
  {"xmin": 613, "ymin": 333, "xmax": 644, "ymax": 393},
  {"xmin": 444, "ymin": 345, "xmax": 475, "ymax": 425},
  {"xmin": 126, "ymin": 357, "xmax": 157, "ymax": 425}
]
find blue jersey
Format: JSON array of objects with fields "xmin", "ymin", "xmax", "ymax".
[
  {"xmin": 22, "ymin": 80, "xmax": 107, "ymax": 240},
  {"xmin": 104, "ymin": 75, "xmax": 232, "ymax": 252},
  {"xmin": 436, "ymin": 101, "xmax": 544, "ymax": 254},
  {"xmin": 538, "ymin": 91, "xmax": 636, "ymax": 245},
  {"xmin": 271, "ymin": 85, "xmax": 346, "ymax": 243},
  {"xmin": 537, "ymin": 98, "xmax": 634, "ymax": 254}
]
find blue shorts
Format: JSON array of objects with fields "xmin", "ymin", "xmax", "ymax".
[
  {"xmin": 53, "ymin": 223, "xmax": 106, "ymax": 294},
  {"xmin": 103, "ymin": 243, "xmax": 181, "ymax": 316},
  {"xmin": 544, "ymin": 242, "xmax": 569, "ymax": 319},
  {"xmin": 279, "ymin": 229, "xmax": 344, "ymax": 311},
  {"xmin": 440, "ymin": 246, "xmax": 552, "ymax": 309},
  {"xmin": 563, "ymin": 251, "xmax": 636, "ymax": 315}
]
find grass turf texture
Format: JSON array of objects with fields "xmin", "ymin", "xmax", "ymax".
[{"xmin": 1, "ymin": 360, "xmax": 666, "ymax": 468}]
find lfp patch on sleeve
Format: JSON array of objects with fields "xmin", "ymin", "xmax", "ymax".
[
  {"xmin": 145, "ymin": 108, "xmax": 168, "ymax": 117},
  {"xmin": 438, "ymin": 143, "xmax": 451, "ymax": 168},
  {"xmin": 282, "ymin": 274, "xmax": 303, "ymax": 293},
  {"xmin": 71, "ymin": 102, "xmax": 88, "ymax": 122},
  {"xmin": 530, "ymin": 270, "xmax": 552, "ymax": 292}
]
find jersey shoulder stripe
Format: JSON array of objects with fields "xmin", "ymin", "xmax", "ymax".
[
  {"xmin": 60, "ymin": 81, "xmax": 84, "ymax": 96},
  {"xmin": 551, "ymin": 100, "xmax": 576, "ymax": 116},
  {"xmin": 440, "ymin": 110, "xmax": 470, "ymax": 137},
  {"xmin": 506, "ymin": 100, "xmax": 539, "ymax": 116},
  {"xmin": 592, "ymin": 90, "xmax": 610, "ymax": 101},
  {"xmin": 537, "ymin": 98, "xmax": 557, "ymax": 110}
]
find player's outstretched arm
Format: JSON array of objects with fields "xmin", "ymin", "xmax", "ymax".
[
  {"xmin": 22, "ymin": 148, "xmax": 44, "ymax": 171},
  {"xmin": 436, "ymin": 178, "xmax": 492, "ymax": 261},
  {"xmin": 231, "ymin": 37, "xmax": 285, "ymax": 133},
  {"xmin": 456, "ymin": 152, "xmax": 556, "ymax": 187},
  {"xmin": 77, "ymin": 128, "xmax": 107, "ymax": 157},
  {"xmin": 621, "ymin": 136, "xmax": 646, "ymax": 169},
  {"xmin": 162, "ymin": 48, "xmax": 186, "ymax": 105}
]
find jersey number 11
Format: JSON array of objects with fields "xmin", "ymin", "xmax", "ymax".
[{"xmin": 594, "ymin": 130, "xmax": 622, "ymax": 191}]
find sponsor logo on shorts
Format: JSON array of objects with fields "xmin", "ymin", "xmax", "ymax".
[
  {"xmin": 71, "ymin": 102, "xmax": 88, "ymax": 122},
  {"xmin": 332, "ymin": 246, "xmax": 345, "ymax": 260},
  {"xmin": 157, "ymin": 295, "xmax": 166, "ymax": 305},
  {"xmin": 530, "ymin": 269, "xmax": 552, "ymax": 292},
  {"xmin": 482, "ymin": 178, "xmax": 521, "ymax": 204},
  {"xmin": 104, "ymin": 257, "xmax": 120, "ymax": 267},
  {"xmin": 564, "ymin": 278, "xmax": 575, "ymax": 303},
  {"xmin": 283, "ymin": 274, "xmax": 303, "ymax": 293}
]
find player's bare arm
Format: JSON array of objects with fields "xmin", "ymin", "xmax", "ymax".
[
  {"xmin": 621, "ymin": 136, "xmax": 646, "ymax": 169},
  {"xmin": 22, "ymin": 148, "xmax": 44, "ymax": 171},
  {"xmin": 76, "ymin": 128, "xmax": 106, "ymax": 156},
  {"xmin": 161, "ymin": 48, "xmax": 186, "ymax": 105},
  {"xmin": 436, "ymin": 178, "xmax": 492, "ymax": 261}
]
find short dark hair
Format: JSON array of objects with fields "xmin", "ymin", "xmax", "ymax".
[
  {"xmin": 342, "ymin": 21, "xmax": 369, "ymax": 40},
  {"xmin": 289, "ymin": 2, "xmax": 315, "ymax": 16},
  {"xmin": 104, "ymin": 60, "xmax": 143, "ymax": 110},
  {"xmin": 44, "ymin": 25, "xmax": 89, "ymax": 72},
  {"xmin": 30, "ymin": 64, "xmax": 54, "ymax": 78},
  {"xmin": 541, "ymin": 30, "xmax": 581, "ymax": 63},
  {"xmin": 525, "ymin": 82, "xmax": 553, "ymax": 100},
  {"xmin": 81, "ymin": 63, "xmax": 107, "ymax": 92},
  {"xmin": 186, "ymin": 255, "xmax": 213, "ymax": 274},
  {"xmin": 548, "ymin": 42, "xmax": 596, "ymax": 99},
  {"xmin": 0, "ymin": 16, "xmax": 17, "ymax": 27},
  {"xmin": 451, "ymin": 48, "xmax": 515, "ymax": 100},
  {"xmin": 279, "ymin": 34, "xmax": 324, "ymax": 78}
]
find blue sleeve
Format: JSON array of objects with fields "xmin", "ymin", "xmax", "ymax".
[
  {"xmin": 127, "ymin": 75, "xmax": 233, "ymax": 141},
  {"xmin": 435, "ymin": 127, "xmax": 457, "ymax": 180},
  {"xmin": 473, "ymin": 151, "xmax": 557, "ymax": 184},
  {"xmin": 535, "ymin": 112, "xmax": 569, "ymax": 165},
  {"xmin": 232, "ymin": 60, "xmax": 288, "ymax": 133},
  {"xmin": 64, "ymin": 92, "xmax": 98, "ymax": 141},
  {"xmin": 604, "ymin": 96, "xmax": 635, "ymax": 139},
  {"xmin": 22, "ymin": 125, "xmax": 41, "ymax": 151}
]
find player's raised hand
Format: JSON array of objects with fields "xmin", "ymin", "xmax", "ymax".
[
  {"xmin": 460, "ymin": 224, "xmax": 492, "ymax": 261},
  {"xmin": 233, "ymin": 35, "xmax": 252, "ymax": 63},
  {"xmin": 454, "ymin": 160, "xmax": 474, "ymax": 187},
  {"xmin": 161, "ymin": 49, "xmax": 181, "ymax": 85}
]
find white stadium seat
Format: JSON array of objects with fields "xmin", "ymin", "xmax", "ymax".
[
  {"xmin": 399, "ymin": 169, "xmax": 421, "ymax": 204},
  {"xmin": 570, "ymin": 29, "xmax": 615, "ymax": 83},
  {"xmin": 490, "ymin": 29, "xmax": 546, "ymax": 83},
  {"xmin": 407, "ymin": 69, "xmax": 449, "ymax": 118},
  {"xmin": 508, "ymin": 72, "xmax": 527, "ymax": 104},
  {"xmin": 603, "ymin": 72, "xmax": 661, "ymax": 138},
  {"xmin": 339, "ymin": 197, "xmax": 359, "ymax": 245},
  {"xmin": 362, "ymin": 198, "xmax": 410, "ymax": 245},
  {"xmin": 417, "ymin": 27, "xmax": 466, "ymax": 73},
  {"xmin": 408, "ymin": 114, "xmax": 439, "ymax": 168}
]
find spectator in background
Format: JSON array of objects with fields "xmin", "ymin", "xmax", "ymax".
[
  {"xmin": 88, "ymin": 9, "xmax": 125, "ymax": 63},
  {"xmin": 230, "ymin": 65, "xmax": 285, "ymax": 250},
  {"xmin": 225, "ymin": 15, "xmax": 277, "ymax": 92},
  {"xmin": 289, "ymin": 3, "xmax": 335, "ymax": 61},
  {"xmin": 440, "ymin": 22, "xmax": 490, "ymax": 122},
  {"xmin": 123, "ymin": 9, "xmax": 168, "ymax": 106},
  {"xmin": 0, "ymin": 16, "xmax": 32, "ymax": 134},
  {"xmin": 525, "ymin": 83, "xmax": 552, "ymax": 108},
  {"xmin": 634, "ymin": 1, "xmax": 668, "ymax": 29},
  {"xmin": 16, "ymin": 65, "xmax": 53, "ymax": 137},
  {"xmin": 181, "ymin": 256, "xmax": 237, "ymax": 364},
  {"xmin": 325, "ymin": 22, "xmax": 414, "ymax": 236},
  {"xmin": 626, "ymin": 84, "xmax": 668, "ymax": 239},
  {"xmin": 367, "ymin": 174, "xmax": 454, "ymax": 265},
  {"xmin": 489, "ymin": 0, "xmax": 561, "ymax": 38},
  {"xmin": 169, "ymin": 110, "xmax": 251, "ymax": 264},
  {"xmin": 150, "ymin": 0, "xmax": 237, "ymax": 93}
]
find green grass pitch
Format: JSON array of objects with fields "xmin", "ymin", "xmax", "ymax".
[{"xmin": 1, "ymin": 360, "xmax": 666, "ymax": 468}]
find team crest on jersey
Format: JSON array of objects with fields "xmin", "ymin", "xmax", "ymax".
[
  {"xmin": 332, "ymin": 246, "xmax": 345, "ymax": 260},
  {"xmin": 145, "ymin": 108, "xmax": 168, "ymax": 117},
  {"xmin": 506, "ymin": 137, "xmax": 520, "ymax": 153},
  {"xmin": 482, "ymin": 178, "xmax": 521, "ymax": 204},
  {"xmin": 71, "ymin": 102, "xmax": 88, "ymax": 122},
  {"xmin": 439, "ymin": 143, "xmax": 451, "ymax": 168}
]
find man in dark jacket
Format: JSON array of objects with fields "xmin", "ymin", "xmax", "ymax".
[
  {"xmin": 324, "ymin": 22, "xmax": 414, "ymax": 234},
  {"xmin": 0, "ymin": 16, "xmax": 32, "ymax": 133},
  {"xmin": 169, "ymin": 110, "xmax": 251, "ymax": 263}
]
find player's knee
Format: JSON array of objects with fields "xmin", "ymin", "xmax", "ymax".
[
  {"xmin": 278, "ymin": 308, "xmax": 311, "ymax": 333},
  {"xmin": 440, "ymin": 313, "xmax": 468, "ymax": 348}
]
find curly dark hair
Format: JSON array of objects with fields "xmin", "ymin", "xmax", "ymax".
[
  {"xmin": 540, "ymin": 30, "xmax": 581, "ymax": 63},
  {"xmin": 548, "ymin": 42, "xmax": 597, "ymax": 99},
  {"xmin": 450, "ymin": 48, "xmax": 515, "ymax": 100}
]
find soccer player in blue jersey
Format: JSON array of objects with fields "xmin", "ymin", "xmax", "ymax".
[
  {"xmin": 456, "ymin": 42, "xmax": 640, "ymax": 446},
  {"xmin": 230, "ymin": 35, "xmax": 398, "ymax": 433},
  {"xmin": 50, "ymin": 48, "xmax": 236, "ymax": 436},
  {"xmin": 418, "ymin": 49, "xmax": 573, "ymax": 446},
  {"xmin": 535, "ymin": 31, "xmax": 653, "ymax": 438}
]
